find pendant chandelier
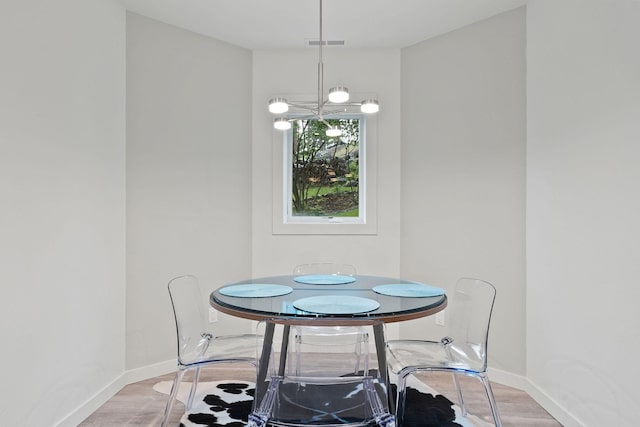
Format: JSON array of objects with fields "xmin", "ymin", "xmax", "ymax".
[{"xmin": 268, "ymin": 0, "xmax": 379, "ymax": 137}]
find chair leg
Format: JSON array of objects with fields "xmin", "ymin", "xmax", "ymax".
[
  {"xmin": 187, "ymin": 366, "xmax": 201, "ymax": 410},
  {"xmin": 362, "ymin": 332, "xmax": 369, "ymax": 376},
  {"xmin": 294, "ymin": 333, "xmax": 302, "ymax": 376},
  {"xmin": 248, "ymin": 376, "xmax": 282, "ymax": 427},
  {"xmin": 451, "ymin": 372, "xmax": 467, "ymax": 417},
  {"xmin": 394, "ymin": 373, "xmax": 409, "ymax": 426},
  {"xmin": 354, "ymin": 333, "xmax": 369, "ymax": 375},
  {"xmin": 363, "ymin": 377, "xmax": 396, "ymax": 427},
  {"xmin": 161, "ymin": 369, "xmax": 186, "ymax": 427},
  {"xmin": 479, "ymin": 375, "xmax": 502, "ymax": 427}
]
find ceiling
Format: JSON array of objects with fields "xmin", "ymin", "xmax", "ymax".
[{"xmin": 121, "ymin": 0, "xmax": 527, "ymax": 50}]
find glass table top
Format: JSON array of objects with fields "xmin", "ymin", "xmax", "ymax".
[{"xmin": 211, "ymin": 275, "xmax": 447, "ymax": 323}]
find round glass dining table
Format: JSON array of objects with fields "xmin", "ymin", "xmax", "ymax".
[
  {"xmin": 210, "ymin": 274, "xmax": 447, "ymax": 421},
  {"xmin": 210, "ymin": 274, "xmax": 447, "ymax": 324}
]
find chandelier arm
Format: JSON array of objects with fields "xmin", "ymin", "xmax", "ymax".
[
  {"xmin": 286, "ymin": 101, "xmax": 323, "ymax": 108},
  {"xmin": 285, "ymin": 100, "xmax": 364, "ymax": 109},
  {"xmin": 320, "ymin": 108, "xmax": 351, "ymax": 116},
  {"xmin": 279, "ymin": 114, "xmax": 335, "ymax": 129},
  {"xmin": 318, "ymin": 117, "xmax": 334, "ymax": 129},
  {"xmin": 290, "ymin": 114, "xmax": 319, "ymax": 121},
  {"xmin": 285, "ymin": 103, "xmax": 323, "ymax": 113},
  {"xmin": 327, "ymin": 102, "xmax": 363, "ymax": 107}
]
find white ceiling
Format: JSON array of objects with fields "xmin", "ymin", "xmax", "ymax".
[{"xmin": 121, "ymin": 0, "xmax": 527, "ymax": 50}]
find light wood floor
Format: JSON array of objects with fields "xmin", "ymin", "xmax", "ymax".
[{"xmin": 80, "ymin": 363, "xmax": 562, "ymax": 426}]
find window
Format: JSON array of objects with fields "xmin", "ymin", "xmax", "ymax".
[
  {"xmin": 287, "ymin": 116, "xmax": 362, "ymax": 222},
  {"xmin": 272, "ymin": 114, "xmax": 378, "ymax": 235}
]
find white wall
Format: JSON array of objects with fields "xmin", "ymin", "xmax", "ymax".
[
  {"xmin": 400, "ymin": 8, "xmax": 527, "ymax": 376},
  {"xmin": 126, "ymin": 14, "xmax": 254, "ymax": 370},
  {"xmin": 527, "ymin": 1, "xmax": 640, "ymax": 426},
  {"xmin": 7, "ymin": 2, "xmax": 637, "ymax": 425},
  {"xmin": 251, "ymin": 48, "xmax": 402, "ymax": 277},
  {"xmin": 0, "ymin": 1, "xmax": 126, "ymax": 425}
]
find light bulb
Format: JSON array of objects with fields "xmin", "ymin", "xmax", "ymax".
[
  {"xmin": 274, "ymin": 117, "xmax": 291, "ymax": 130},
  {"xmin": 360, "ymin": 99, "xmax": 379, "ymax": 114},
  {"xmin": 268, "ymin": 98, "xmax": 289, "ymax": 114},
  {"xmin": 328, "ymin": 87, "xmax": 349, "ymax": 103},
  {"xmin": 326, "ymin": 127, "xmax": 342, "ymax": 137}
]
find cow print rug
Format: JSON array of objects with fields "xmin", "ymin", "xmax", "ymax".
[{"xmin": 153, "ymin": 378, "xmax": 489, "ymax": 426}]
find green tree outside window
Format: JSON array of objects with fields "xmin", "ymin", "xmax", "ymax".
[{"xmin": 290, "ymin": 118, "xmax": 361, "ymax": 217}]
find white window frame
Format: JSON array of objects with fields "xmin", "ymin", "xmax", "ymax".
[{"xmin": 272, "ymin": 114, "xmax": 378, "ymax": 235}]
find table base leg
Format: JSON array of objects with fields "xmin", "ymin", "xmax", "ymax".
[
  {"xmin": 255, "ymin": 322, "xmax": 275, "ymax": 404},
  {"xmin": 373, "ymin": 323, "xmax": 395, "ymax": 414}
]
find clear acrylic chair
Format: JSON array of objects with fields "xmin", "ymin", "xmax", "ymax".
[
  {"xmin": 291, "ymin": 325, "xmax": 370, "ymax": 376},
  {"xmin": 386, "ymin": 278, "xmax": 502, "ymax": 426},
  {"xmin": 293, "ymin": 263, "xmax": 358, "ymax": 277},
  {"xmin": 249, "ymin": 319, "xmax": 395, "ymax": 427},
  {"xmin": 292, "ymin": 263, "xmax": 369, "ymax": 376},
  {"xmin": 161, "ymin": 275, "xmax": 259, "ymax": 427}
]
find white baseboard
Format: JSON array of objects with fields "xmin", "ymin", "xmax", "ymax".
[
  {"xmin": 487, "ymin": 366, "xmax": 530, "ymax": 390},
  {"xmin": 54, "ymin": 359, "xmax": 176, "ymax": 427},
  {"xmin": 525, "ymin": 378, "xmax": 585, "ymax": 427},
  {"xmin": 54, "ymin": 374, "xmax": 129, "ymax": 427},
  {"xmin": 122, "ymin": 359, "xmax": 177, "ymax": 384},
  {"xmin": 487, "ymin": 367, "xmax": 584, "ymax": 427}
]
